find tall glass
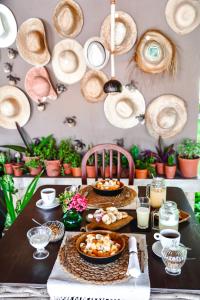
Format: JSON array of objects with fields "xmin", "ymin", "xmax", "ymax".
[
  {"xmin": 136, "ymin": 197, "xmax": 150, "ymax": 229},
  {"xmin": 27, "ymin": 226, "xmax": 51, "ymax": 260},
  {"xmin": 146, "ymin": 177, "xmax": 166, "ymax": 209}
]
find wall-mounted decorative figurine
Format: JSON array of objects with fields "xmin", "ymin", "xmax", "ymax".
[
  {"xmin": 0, "ymin": 85, "xmax": 30, "ymax": 129},
  {"xmin": 165, "ymin": 0, "xmax": 200, "ymax": 35},
  {"xmin": 25, "ymin": 66, "xmax": 57, "ymax": 104},
  {"xmin": 52, "ymin": 39, "xmax": 86, "ymax": 84},
  {"xmin": 3, "ymin": 63, "xmax": 12, "ymax": 74},
  {"xmin": 16, "ymin": 18, "xmax": 50, "ymax": 66},
  {"xmin": 74, "ymin": 139, "xmax": 86, "ymax": 151},
  {"xmin": 114, "ymin": 138, "xmax": 124, "ymax": 147},
  {"xmin": 56, "ymin": 83, "xmax": 68, "ymax": 95},
  {"xmin": 84, "ymin": 37, "xmax": 110, "ymax": 70},
  {"xmin": 145, "ymin": 94, "xmax": 187, "ymax": 139},
  {"xmin": 63, "ymin": 116, "xmax": 77, "ymax": 127},
  {"xmin": 81, "ymin": 70, "xmax": 108, "ymax": 102},
  {"xmin": 7, "ymin": 48, "xmax": 18, "ymax": 59},
  {"xmin": 6, "ymin": 74, "xmax": 20, "ymax": 86},
  {"xmin": 53, "ymin": 0, "xmax": 83, "ymax": 38},
  {"xmin": 101, "ymin": 10, "xmax": 137, "ymax": 56},
  {"xmin": 37, "ymin": 101, "xmax": 46, "ymax": 112},
  {"xmin": 104, "ymin": 85, "xmax": 146, "ymax": 129},
  {"xmin": 133, "ymin": 30, "xmax": 177, "ymax": 75},
  {"xmin": 0, "ymin": 4, "xmax": 17, "ymax": 48}
]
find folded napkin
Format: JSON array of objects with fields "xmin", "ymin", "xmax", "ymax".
[{"xmin": 127, "ymin": 236, "xmax": 141, "ymax": 278}]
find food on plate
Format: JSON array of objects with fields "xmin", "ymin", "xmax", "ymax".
[
  {"xmin": 94, "ymin": 179, "xmax": 123, "ymax": 191},
  {"xmin": 90, "ymin": 206, "xmax": 129, "ymax": 225},
  {"xmin": 79, "ymin": 233, "xmax": 122, "ymax": 257}
]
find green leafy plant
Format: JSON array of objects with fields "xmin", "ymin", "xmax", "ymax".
[
  {"xmin": 177, "ymin": 139, "xmax": 200, "ymax": 159},
  {"xmin": 130, "ymin": 145, "xmax": 140, "ymax": 161},
  {"xmin": 167, "ymin": 153, "xmax": 176, "ymax": 166},
  {"xmin": 70, "ymin": 151, "xmax": 82, "ymax": 168},
  {"xmin": 25, "ymin": 158, "xmax": 43, "ymax": 169},
  {"xmin": 33, "ymin": 135, "xmax": 58, "ymax": 160},
  {"xmin": 156, "ymin": 136, "xmax": 175, "ymax": 163},
  {"xmin": 135, "ymin": 159, "xmax": 147, "ymax": 170},
  {"xmin": 58, "ymin": 139, "xmax": 73, "ymax": 163}
]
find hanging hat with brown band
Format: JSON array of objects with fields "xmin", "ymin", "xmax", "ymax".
[
  {"xmin": 0, "ymin": 85, "xmax": 30, "ymax": 129},
  {"xmin": 53, "ymin": 0, "xmax": 83, "ymax": 38},
  {"xmin": 145, "ymin": 94, "xmax": 187, "ymax": 139},
  {"xmin": 133, "ymin": 30, "xmax": 177, "ymax": 75},
  {"xmin": 16, "ymin": 18, "xmax": 50, "ymax": 66}
]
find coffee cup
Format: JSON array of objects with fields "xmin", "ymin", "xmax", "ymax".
[
  {"xmin": 154, "ymin": 229, "xmax": 180, "ymax": 248},
  {"xmin": 41, "ymin": 188, "xmax": 56, "ymax": 206}
]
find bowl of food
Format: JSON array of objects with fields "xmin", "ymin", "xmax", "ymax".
[
  {"xmin": 76, "ymin": 231, "xmax": 125, "ymax": 264},
  {"xmin": 43, "ymin": 220, "xmax": 65, "ymax": 242},
  {"xmin": 93, "ymin": 179, "xmax": 124, "ymax": 196}
]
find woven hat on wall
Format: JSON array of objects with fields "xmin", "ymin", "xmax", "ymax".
[
  {"xmin": 145, "ymin": 94, "xmax": 187, "ymax": 139},
  {"xmin": 0, "ymin": 4, "xmax": 17, "ymax": 48},
  {"xmin": 52, "ymin": 38, "xmax": 86, "ymax": 84},
  {"xmin": 53, "ymin": 0, "xmax": 83, "ymax": 38},
  {"xmin": 104, "ymin": 86, "xmax": 145, "ymax": 129},
  {"xmin": 25, "ymin": 67, "xmax": 57, "ymax": 103},
  {"xmin": 81, "ymin": 70, "xmax": 108, "ymax": 102},
  {"xmin": 84, "ymin": 37, "xmax": 110, "ymax": 70},
  {"xmin": 100, "ymin": 11, "xmax": 137, "ymax": 55},
  {"xmin": 134, "ymin": 30, "xmax": 177, "ymax": 75},
  {"xmin": 0, "ymin": 85, "xmax": 30, "ymax": 129},
  {"xmin": 16, "ymin": 18, "xmax": 50, "ymax": 66},
  {"xmin": 165, "ymin": 0, "xmax": 200, "ymax": 35}
]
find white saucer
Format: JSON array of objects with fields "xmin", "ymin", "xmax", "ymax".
[
  {"xmin": 36, "ymin": 198, "xmax": 60, "ymax": 210},
  {"xmin": 152, "ymin": 241, "xmax": 162, "ymax": 258}
]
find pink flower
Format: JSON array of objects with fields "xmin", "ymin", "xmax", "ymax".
[{"xmin": 68, "ymin": 193, "xmax": 87, "ymax": 212}]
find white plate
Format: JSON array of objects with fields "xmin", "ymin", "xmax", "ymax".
[
  {"xmin": 152, "ymin": 241, "xmax": 162, "ymax": 258},
  {"xmin": 36, "ymin": 198, "xmax": 60, "ymax": 210}
]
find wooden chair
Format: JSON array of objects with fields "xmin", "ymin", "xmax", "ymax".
[{"xmin": 81, "ymin": 144, "xmax": 134, "ymax": 185}]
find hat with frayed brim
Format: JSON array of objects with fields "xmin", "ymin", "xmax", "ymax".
[
  {"xmin": 146, "ymin": 94, "xmax": 187, "ymax": 139},
  {"xmin": 134, "ymin": 30, "xmax": 177, "ymax": 75},
  {"xmin": 16, "ymin": 18, "xmax": 50, "ymax": 66},
  {"xmin": 81, "ymin": 70, "xmax": 108, "ymax": 102},
  {"xmin": 104, "ymin": 86, "xmax": 145, "ymax": 129},
  {"xmin": 53, "ymin": 0, "xmax": 83, "ymax": 38},
  {"xmin": 0, "ymin": 85, "xmax": 30, "ymax": 129},
  {"xmin": 52, "ymin": 38, "xmax": 86, "ymax": 84},
  {"xmin": 100, "ymin": 11, "xmax": 137, "ymax": 55},
  {"xmin": 0, "ymin": 4, "xmax": 17, "ymax": 48},
  {"xmin": 165, "ymin": 0, "xmax": 200, "ymax": 35},
  {"xmin": 25, "ymin": 67, "xmax": 57, "ymax": 103}
]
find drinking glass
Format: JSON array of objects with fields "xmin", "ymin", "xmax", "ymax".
[
  {"xmin": 136, "ymin": 197, "xmax": 150, "ymax": 229},
  {"xmin": 27, "ymin": 226, "xmax": 52, "ymax": 260},
  {"xmin": 146, "ymin": 177, "xmax": 166, "ymax": 209},
  {"xmin": 161, "ymin": 245, "xmax": 187, "ymax": 276}
]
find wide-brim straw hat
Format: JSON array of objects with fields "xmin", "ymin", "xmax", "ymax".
[
  {"xmin": 0, "ymin": 85, "xmax": 30, "ymax": 129},
  {"xmin": 53, "ymin": 0, "xmax": 83, "ymax": 38},
  {"xmin": 145, "ymin": 94, "xmax": 187, "ymax": 139},
  {"xmin": 0, "ymin": 4, "xmax": 17, "ymax": 48},
  {"xmin": 104, "ymin": 86, "xmax": 145, "ymax": 129},
  {"xmin": 16, "ymin": 18, "xmax": 50, "ymax": 66},
  {"xmin": 81, "ymin": 70, "xmax": 108, "ymax": 102},
  {"xmin": 165, "ymin": 0, "xmax": 200, "ymax": 35},
  {"xmin": 134, "ymin": 30, "xmax": 177, "ymax": 75},
  {"xmin": 52, "ymin": 38, "xmax": 86, "ymax": 84},
  {"xmin": 84, "ymin": 37, "xmax": 110, "ymax": 70},
  {"xmin": 25, "ymin": 66, "xmax": 57, "ymax": 103},
  {"xmin": 100, "ymin": 11, "xmax": 137, "ymax": 55}
]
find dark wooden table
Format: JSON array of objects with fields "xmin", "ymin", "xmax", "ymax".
[{"xmin": 0, "ymin": 185, "xmax": 200, "ymax": 294}]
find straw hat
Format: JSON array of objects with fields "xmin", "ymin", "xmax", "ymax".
[
  {"xmin": 165, "ymin": 0, "xmax": 200, "ymax": 35},
  {"xmin": 81, "ymin": 70, "xmax": 108, "ymax": 102},
  {"xmin": 16, "ymin": 18, "xmax": 50, "ymax": 66},
  {"xmin": 145, "ymin": 94, "xmax": 187, "ymax": 139},
  {"xmin": 134, "ymin": 30, "xmax": 177, "ymax": 75},
  {"xmin": 84, "ymin": 37, "xmax": 110, "ymax": 70},
  {"xmin": 53, "ymin": 0, "xmax": 83, "ymax": 38},
  {"xmin": 25, "ymin": 67, "xmax": 57, "ymax": 103},
  {"xmin": 0, "ymin": 4, "xmax": 17, "ymax": 48},
  {"xmin": 0, "ymin": 85, "xmax": 30, "ymax": 129},
  {"xmin": 100, "ymin": 11, "xmax": 137, "ymax": 55},
  {"xmin": 104, "ymin": 86, "xmax": 145, "ymax": 129},
  {"xmin": 52, "ymin": 38, "xmax": 86, "ymax": 84}
]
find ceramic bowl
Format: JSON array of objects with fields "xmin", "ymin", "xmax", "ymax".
[{"xmin": 93, "ymin": 180, "xmax": 124, "ymax": 196}]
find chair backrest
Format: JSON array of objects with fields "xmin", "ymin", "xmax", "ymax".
[{"xmin": 81, "ymin": 143, "xmax": 134, "ymax": 185}]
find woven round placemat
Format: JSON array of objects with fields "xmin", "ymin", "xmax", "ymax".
[
  {"xmin": 81, "ymin": 185, "xmax": 137, "ymax": 208},
  {"xmin": 59, "ymin": 234, "xmax": 134, "ymax": 285}
]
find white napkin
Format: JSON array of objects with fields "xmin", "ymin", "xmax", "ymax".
[{"xmin": 126, "ymin": 236, "xmax": 141, "ymax": 278}]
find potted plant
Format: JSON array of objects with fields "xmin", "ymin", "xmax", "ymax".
[
  {"xmin": 12, "ymin": 153, "xmax": 24, "ymax": 177},
  {"xmin": 155, "ymin": 137, "xmax": 175, "ymax": 176},
  {"xmin": 86, "ymin": 145, "xmax": 96, "ymax": 178},
  {"xmin": 70, "ymin": 151, "xmax": 82, "ymax": 177},
  {"xmin": 121, "ymin": 154, "xmax": 129, "ymax": 178},
  {"xmin": 99, "ymin": 151, "xmax": 117, "ymax": 178},
  {"xmin": 3, "ymin": 151, "xmax": 13, "ymax": 175},
  {"xmin": 135, "ymin": 159, "xmax": 148, "ymax": 179},
  {"xmin": 165, "ymin": 153, "xmax": 177, "ymax": 179},
  {"xmin": 58, "ymin": 139, "xmax": 73, "ymax": 175},
  {"xmin": 177, "ymin": 139, "xmax": 200, "ymax": 178},
  {"xmin": 25, "ymin": 158, "xmax": 43, "ymax": 176}
]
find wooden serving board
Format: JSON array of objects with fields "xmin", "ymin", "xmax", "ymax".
[{"xmin": 85, "ymin": 215, "xmax": 134, "ymax": 231}]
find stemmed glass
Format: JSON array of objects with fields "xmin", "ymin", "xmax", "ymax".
[{"xmin": 27, "ymin": 226, "xmax": 52, "ymax": 260}]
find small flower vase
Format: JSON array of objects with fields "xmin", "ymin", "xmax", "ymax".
[{"xmin": 62, "ymin": 209, "xmax": 82, "ymax": 229}]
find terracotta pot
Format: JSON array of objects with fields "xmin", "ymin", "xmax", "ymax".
[
  {"xmin": 45, "ymin": 160, "xmax": 61, "ymax": 177},
  {"xmin": 71, "ymin": 167, "xmax": 82, "ymax": 177},
  {"xmin": 86, "ymin": 165, "xmax": 96, "ymax": 178},
  {"xmin": 28, "ymin": 166, "xmax": 43, "ymax": 176},
  {"xmin": 4, "ymin": 163, "xmax": 13, "ymax": 175},
  {"xmin": 135, "ymin": 169, "xmax": 148, "ymax": 179},
  {"xmin": 63, "ymin": 163, "xmax": 72, "ymax": 175},
  {"xmin": 165, "ymin": 165, "xmax": 177, "ymax": 179},
  {"xmin": 121, "ymin": 168, "xmax": 129, "ymax": 178},
  {"xmin": 12, "ymin": 163, "xmax": 23, "ymax": 177},
  {"xmin": 156, "ymin": 162, "xmax": 165, "ymax": 175},
  {"xmin": 178, "ymin": 157, "xmax": 199, "ymax": 178},
  {"xmin": 100, "ymin": 165, "xmax": 116, "ymax": 178}
]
